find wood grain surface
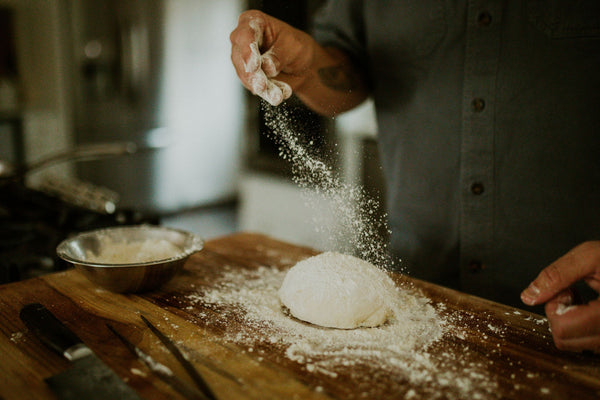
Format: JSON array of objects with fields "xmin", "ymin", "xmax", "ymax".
[{"xmin": 1, "ymin": 232, "xmax": 599, "ymax": 400}]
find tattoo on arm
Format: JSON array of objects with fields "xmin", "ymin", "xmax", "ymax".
[{"xmin": 318, "ymin": 64, "xmax": 361, "ymax": 92}]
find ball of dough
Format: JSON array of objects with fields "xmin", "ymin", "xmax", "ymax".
[{"xmin": 278, "ymin": 252, "xmax": 397, "ymax": 329}]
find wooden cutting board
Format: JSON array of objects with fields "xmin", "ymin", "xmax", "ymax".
[{"xmin": 1, "ymin": 232, "xmax": 599, "ymax": 400}]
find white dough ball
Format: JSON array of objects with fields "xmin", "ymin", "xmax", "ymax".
[{"xmin": 278, "ymin": 252, "xmax": 397, "ymax": 329}]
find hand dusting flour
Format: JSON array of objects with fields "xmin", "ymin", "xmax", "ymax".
[{"xmin": 244, "ymin": 19, "xmax": 292, "ymax": 106}]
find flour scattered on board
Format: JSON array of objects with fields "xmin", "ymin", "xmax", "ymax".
[
  {"xmin": 186, "ymin": 264, "xmax": 500, "ymax": 399},
  {"xmin": 9, "ymin": 332, "xmax": 24, "ymax": 343}
]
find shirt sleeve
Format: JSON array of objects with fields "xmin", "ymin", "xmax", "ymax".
[{"xmin": 311, "ymin": 0, "xmax": 369, "ymax": 81}]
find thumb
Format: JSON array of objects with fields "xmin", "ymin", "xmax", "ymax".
[{"xmin": 521, "ymin": 241, "xmax": 600, "ymax": 306}]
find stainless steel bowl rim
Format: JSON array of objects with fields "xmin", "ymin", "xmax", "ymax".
[{"xmin": 56, "ymin": 225, "xmax": 203, "ymax": 268}]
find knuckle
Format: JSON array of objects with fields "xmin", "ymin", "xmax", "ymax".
[
  {"xmin": 579, "ymin": 240, "xmax": 600, "ymax": 261},
  {"xmin": 229, "ymin": 30, "xmax": 238, "ymax": 44},
  {"xmin": 232, "ymin": 10, "xmax": 266, "ymax": 42},
  {"xmin": 549, "ymin": 321, "xmax": 570, "ymax": 347},
  {"xmin": 549, "ymin": 320, "xmax": 568, "ymax": 340},
  {"xmin": 244, "ymin": 9, "xmax": 264, "ymax": 18},
  {"xmin": 239, "ymin": 10, "xmax": 265, "ymax": 25},
  {"xmin": 229, "ymin": 28, "xmax": 248, "ymax": 46},
  {"xmin": 539, "ymin": 263, "xmax": 564, "ymax": 288}
]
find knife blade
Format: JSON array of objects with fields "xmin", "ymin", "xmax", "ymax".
[{"xmin": 19, "ymin": 303, "xmax": 142, "ymax": 400}]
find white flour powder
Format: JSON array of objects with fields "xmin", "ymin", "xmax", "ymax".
[
  {"xmin": 186, "ymin": 265, "xmax": 500, "ymax": 399},
  {"xmin": 85, "ymin": 238, "xmax": 180, "ymax": 264},
  {"xmin": 261, "ymin": 102, "xmax": 396, "ymax": 272}
]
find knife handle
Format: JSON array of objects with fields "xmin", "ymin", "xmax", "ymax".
[{"xmin": 19, "ymin": 303, "xmax": 89, "ymax": 361}]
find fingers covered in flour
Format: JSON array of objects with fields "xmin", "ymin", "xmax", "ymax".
[
  {"xmin": 244, "ymin": 42, "xmax": 262, "ymax": 74},
  {"xmin": 261, "ymin": 48, "xmax": 281, "ymax": 78},
  {"xmin": 246, "ymin": 29, "xmax": 290, "ymax": 104},
  {"xmin": 546, "ymin": 296, "xmax": 600, "ymax": 353},
  {"xmin": 230, "ymin": 10, "xmax": 299, "ymax": 106},
  {"xmin": 246, "ymin": 66, "xmax": 290, "ymax": 106},
  {"xmin": 230, "ymin": 11, "xmax": 267, "ymax": 92},
  {"xmin": 272, "ymin": 79, "xmax": 292, "ymax": 99}
]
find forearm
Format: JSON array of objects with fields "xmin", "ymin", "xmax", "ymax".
[{"xmin": 294, "ymin": 46, "xmax": 369, "ymax": 117}]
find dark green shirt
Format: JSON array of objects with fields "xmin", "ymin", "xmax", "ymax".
[{"xmin": 313, "ymin": 0, "xmax": 600, "ymax": 307}]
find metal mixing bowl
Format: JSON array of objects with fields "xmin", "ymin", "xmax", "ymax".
[{"xmin": 56, "ymin": 225, "xmax": 203, "ymax": 293}]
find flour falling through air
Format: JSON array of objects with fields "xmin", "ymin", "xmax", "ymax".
[{"xmin": 260, "ymin": 102, "xmax": 396, "ymax": 270}]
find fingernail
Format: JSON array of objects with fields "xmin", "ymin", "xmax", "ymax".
[{"xmin": 521, "ymin": 284, "xmax": 540, "ymax": 305}]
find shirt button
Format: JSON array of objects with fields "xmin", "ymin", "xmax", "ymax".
[
  {"xmin": 472, "ymin": 98, "xmax": 485, "ymax": 112},
  {"xmin": 478, "ymin": 11, "xmax": 492, "ymax": 27},
  {"xmin": 471, "ymin": 182, "xmax": 484, "ymax": 195},
  {"xmin": 469, "ymin": 260, "xmax": 485, "ymax": 273}
]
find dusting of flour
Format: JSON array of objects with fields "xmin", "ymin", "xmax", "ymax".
[
  {"xmin": 186, "ymin": 264, "xmax": 500, "ymax": 399},
  {"xmin": 191, "ymin": 265, "xmax": 442, "ymax": 372},
  {"xmin": 85, "ymin": 238, "xmax": 180, "ymax": 264},
  {"xmin": 261, "ymin": 102, "xmax": 397, "ymax": 271}
]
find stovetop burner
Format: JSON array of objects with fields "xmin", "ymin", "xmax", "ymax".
[{"xmin": 0, "ymin": 182, "xmax": 159, "ymax": 284}]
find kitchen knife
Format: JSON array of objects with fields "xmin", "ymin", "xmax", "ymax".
[{"xmin": 19, "ymin": 303, "xmax": 142, "ymax": 400}]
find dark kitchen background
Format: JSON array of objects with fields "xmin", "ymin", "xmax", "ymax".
[{"xmin": 0, "ymin": 0, "xmax": 383, "ymax": 284}]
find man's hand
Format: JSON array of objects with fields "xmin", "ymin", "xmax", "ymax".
[
  {"xmin": 521, "ymin": 241, "xmax": 600, "ymax": 352},
  {"xmin": 230, "ymin": 10, "xmax": 368, "ymax": 115},
  {"xmin": 230, "ymin": 10, "xmax": 314, "ymax": 106}
]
